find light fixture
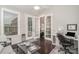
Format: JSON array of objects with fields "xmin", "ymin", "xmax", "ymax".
[{"xmin": 34, "ymin": 6, "xmax": 40, "ymax": 10}]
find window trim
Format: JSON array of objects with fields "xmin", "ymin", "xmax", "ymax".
[{"xmin": 1, "ymin": 8, "xmax": 20, "ymax": 36}]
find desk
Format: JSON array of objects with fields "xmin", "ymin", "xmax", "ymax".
[
  {"xmin": 57, "ymin": 33, "xmax": 78, "ymax": 54},
  {"xmin": 63, "ymin": 34, "xmax": 78, "ymax": 41},
  {"xmin": 64, "ymin": 35, "xmax": 78, "ymax": 53}
]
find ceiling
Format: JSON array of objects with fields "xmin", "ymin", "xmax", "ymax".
[{"xmin": 0, "ymin": 5, "xmax": 53, "ymax": 16}]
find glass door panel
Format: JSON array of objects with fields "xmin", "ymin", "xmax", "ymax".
[
  {"xmin": 40, "ymin": 16, "xmax": 45, "ymax": 33},
  {"xmin": 46, "ymin": 16, "xmax": 51, "ymax": 38},
  {"xmin": 28, "ymin": 17, "xmax": 32, "ymax": 37}
]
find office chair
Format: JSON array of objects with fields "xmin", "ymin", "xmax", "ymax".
[
  {"xmin": 57, "ymin": 33, "xmax": 74, "ymax": 54},
  {"xmin": 40, "ymin": 32, "xmax": 45, "ymax": 41}
]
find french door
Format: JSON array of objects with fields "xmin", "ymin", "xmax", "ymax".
[{"xmin": 40, "ymin": 15, "xmax": 53, "ymax": 41}]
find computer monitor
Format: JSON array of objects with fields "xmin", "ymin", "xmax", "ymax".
[{"xmin": 66, "ymin": 32, "xmax": 75, "ymax": 37}]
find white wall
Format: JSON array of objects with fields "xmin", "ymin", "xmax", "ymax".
[
  {"xmin": 39, "ymin": 6, "xmax": 79, "ymax": 35},
  {"xmin": 53, "ymin": 6, "xmax": 79, "ymax": 35},
  {"xmin": 0, "ymin": 10, "xmax": 1, "ymax": 35}
]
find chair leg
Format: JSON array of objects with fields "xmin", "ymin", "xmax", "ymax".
[
  {"xmin": 64, "ymin": 47, "xmax": 73, "ymax": 54},
  {"xmin": 63, "ymin": 46, "xmax": 69, "ymax": 54},
  {"xmin": 65, "ymin": 49, "xmax": 69, "ymax": 54}
]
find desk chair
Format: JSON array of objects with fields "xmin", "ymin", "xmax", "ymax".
[{"xmin": 57, "ymin": 33, "xmax": 74, "ymax": 54}]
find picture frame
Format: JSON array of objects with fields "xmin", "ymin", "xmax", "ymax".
[{"xmin": 67, "ymin": 24, "xmax": 77, "ymax": 31}]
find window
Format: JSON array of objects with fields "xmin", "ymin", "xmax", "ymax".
[
  {"xmin": 40, "ymin": 16, "xmax": 45, "ymax": 33},
  {"xmin": 28, "ymin": 17, "xmax": 32, "ymax": 37},
  {"xmin": 3, "ymin": 10, "xmax": 18, "ymax": 35},
  {"xmin": 46, "ymin": 16, "xmax": 51, "ymax": 38}
]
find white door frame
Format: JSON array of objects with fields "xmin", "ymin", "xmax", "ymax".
[
  {"xmin": 45, "ymin": 14, "xmax": 53, "ymax": 41},
  {"xmin": 25, "ymin": 14, "xmax": 35, "ymax": 40},
  {"xmin": 39, "ymin": 14, "xmax": 53, "ymax": 41}
]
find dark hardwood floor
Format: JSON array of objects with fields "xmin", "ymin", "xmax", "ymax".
[{"xmin": 38, "ymin": 39, "xmax": 55, "ymax": 54}]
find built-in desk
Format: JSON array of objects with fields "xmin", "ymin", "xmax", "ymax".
[
  {"xmin": 64, "ymin": 35, "xmax": 78, "ymax": 40},
  {"xmin": 64, "ymin": 35, "xmax": 78, "ymax": 53}
]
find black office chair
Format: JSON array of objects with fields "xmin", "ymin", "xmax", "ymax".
[
  {"xmin": 40, "ymin": 32, "xmax": 45, "ymax": 41},
  {"xmin": 57, "ymin": 33, "xmax": 74, "ymax": 54}
]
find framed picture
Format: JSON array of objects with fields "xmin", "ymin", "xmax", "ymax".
[{"xmin": 67, "ymin": 24, "xmax": 77, "ymax": 31}]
